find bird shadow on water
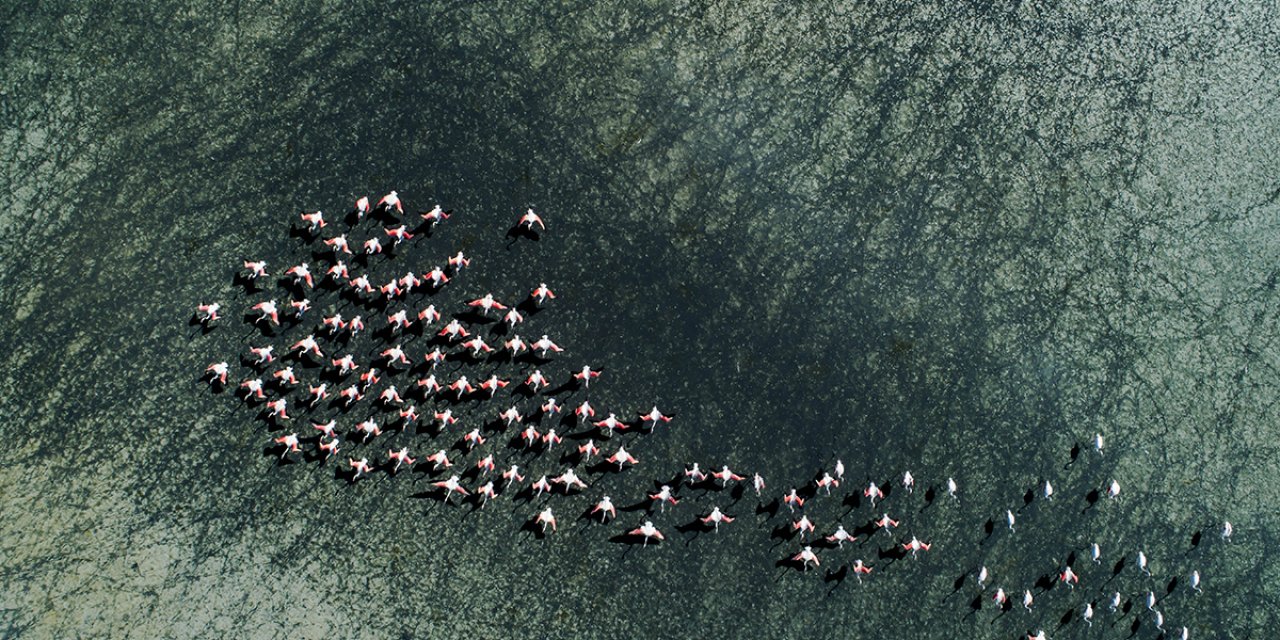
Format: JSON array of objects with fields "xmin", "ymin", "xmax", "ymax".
[
  {"xmin": 979, "ymin": 518, "xmax": 995, "ymax": 545},
  {"xmin": 261, "ymin": 445, "xmax": 298, "ymax": 466},
  {"xmin": 755, "ymin": 498, "xmax": 780, "ymax": 520},
  {"xmin": 918, "ymin": 486, "xmax": 936, "ymax": 513},
  {"xmin": 288, "ymin": 223, "xmax": 320, "ymax": 244},
  {"xmin": 1020, "ymin": 488, "xmax": 1035, "ymax": 512},
  {"xmin": 457, "ymin": 494, "xmax": 491, "ymax": 517},
  {"xmin": 1125, "ymin": 617, "xmax": 1142, "ymax": 638},
  {"xmin": 199, "ymin": 375, "xmax": 227, "ymax": 395},
  {"xmin": 961, "ymin": 594, "xmax": 985, "ymax": 622},
  {"xmin": 239, "ymin": 353, "xmax": 271, "ymax": 372},
  {"xmin": 187, "ymin": 314, "xmax": 217, "ymax": 337},
  {"xmin": 877, "ymin": 544, "xmax": 908, "ymax": 569},
  {"xmin": 333, "ymin": 467, "xmax": 360, "ymax": 484},
  {"xmin": 231, "ymin": 270, "xmax": 262, "ymax": 294},
  {"xmin": 505, "ymin": 225, "xmax": 541, "ymax": 246},
  {"xmin": 514, "ymin": 297, "xmax": 544, "ymax": 317},
  {"xmin": 575, "ymin": 506, "xmax": 608, "ymax": 530},
  {"xmin": 851, "ymin": 521, "xmax": 879, "ymax": 539},
  {"xmin": 675, "ymin": 519, "xmax": 718, "ymax": 546},
  {"xmin": 240, "ymin": 313, "xmax": 278, "ymax": 338},
  {"xmin": 987, "ymin": 598, "xmax": 1012, "ymax": 625},
  {"xmin": 542, "ymin": 379, "xmax": 577, "ymax": 397},
  {"xmin": 823, "ymin": 564, "xmax": 848, "ymax": 596},
  {"xmin": 838, "ymin": 492, "xmax": 861, "ymax": 519},
  {"xmin": 1081, "ymin": 488, "xmax": 1101, "ymax": 513},
  {"xmin": 518, "ymin": 518, "xmax": 551, "ymax": 542},
  {"xmin": 507, "ymin": 485, "xmax": 540, "ymax": 505},
  {"xmin": 772, "ymin": 555, "xmax": 809, "ymax": 578},
  {"xmin": 607, "ymin": 531, "xmax": 656, "ymax": 550},
  {"xmin": 1054, "ymin": 607, "xmax": 1074, "ymax": 632},
  {"xmin": 1064, "ymin": 442, "xmax": 1081, "ymax": 470},
  {"xmin": 274, "ymin": 276, "xmax": 308, "ymax": 299},
  {"xmin": 410, "ymin": 218, "xmax": 448, "ymax": 238},
  {"xmin": 453, "ymin": 308, "xmax": 497, "ymax": 326},
  {"xmin": 486, "ymin": 321, "xmax": 512, "ymax": 339},
  {"xmin": 768, "ymin": 524, "xmax": 798, "ymax": 548},
  {"xmin": 1104, "ymin": 556, "xmax": 1126, "ymax": 586},
  {"xmin": 618, "ymin": 499, "xmax": 651, "ymax": 515}
]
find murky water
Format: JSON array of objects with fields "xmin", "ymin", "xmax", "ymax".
[{"xmin": 2, "ymin": 1, "xmax": 1278, "ymax": 637}]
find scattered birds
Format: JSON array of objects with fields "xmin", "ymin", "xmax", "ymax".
[{"xmin": 191, "ymin": 190, "xmax": 1221, "ymax": 635}]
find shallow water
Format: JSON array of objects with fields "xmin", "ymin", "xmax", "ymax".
[{"xmin": 2, "ymin": 1, "xmax": 1279, "ymax": 637}]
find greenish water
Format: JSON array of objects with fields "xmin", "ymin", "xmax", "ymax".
[{"xmin": 2, "ymin": 1, "xmax": 1279, "ymax": 637}]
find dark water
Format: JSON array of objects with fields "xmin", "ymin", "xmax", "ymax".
[{"xmin": 2, "ymin": 1, "xmax": 1278, "ymax": 637}]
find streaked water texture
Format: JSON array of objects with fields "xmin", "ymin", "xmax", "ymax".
[{"xmin": 2, "ymin": 1, "xmax": 1278, "ymax": 637}]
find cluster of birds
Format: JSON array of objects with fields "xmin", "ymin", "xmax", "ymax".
[
  {"xmin": 948, "ymin": 449, "xmax": 1224, "ymax": 640},
  {"xmin": 195, "ymin": 193, "xmax": 698, "ymax": 543},
  {"xmin": 193, "ymin": 191, "xmax": 1227, "ymax": 639}
]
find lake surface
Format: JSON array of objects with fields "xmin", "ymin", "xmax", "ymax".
[{"xmin": 2, "ymin": 1, "xmax": 1278, "ymax": 637}]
